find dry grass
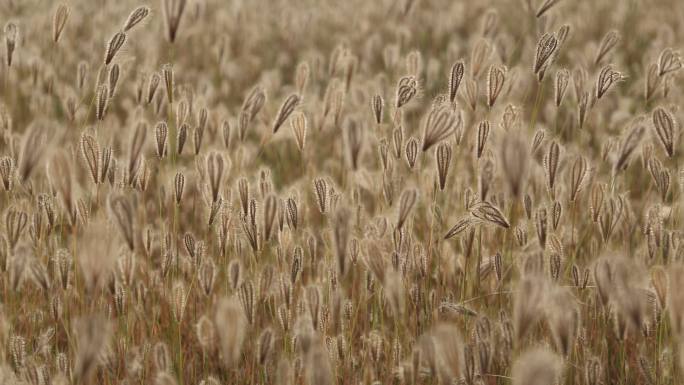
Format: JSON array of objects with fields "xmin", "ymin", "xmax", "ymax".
[{"xmin": 0, "ymin": 0, "xmax": 683, "ymax": 384}]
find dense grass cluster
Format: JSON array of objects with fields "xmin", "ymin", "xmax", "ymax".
[{"xmin": 0, "ymin": 0, "xmax": 683, "ymax": 384}]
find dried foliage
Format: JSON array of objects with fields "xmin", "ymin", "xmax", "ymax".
[{"xmin": 0, "ymin": 0, "xmax": 682, "ymax": 384}]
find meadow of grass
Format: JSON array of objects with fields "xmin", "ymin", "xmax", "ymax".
[{"xmin": 0, "ymin": 0, "xmax": 683, "ymax": 384}]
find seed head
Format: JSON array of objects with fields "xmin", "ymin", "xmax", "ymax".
[
  {"xmin": 95, "ymin": 84, "xmax": 109, "ymax": 121},
  {"xmin": 554, "ymin": 69, "xmax": 570, "ymax": 106},
  {"xmin": 536, "ymin": 0, "xmax": 563, "ymax": 17},
  {"xmin": 104, "ymin": 31, "xmax": 127, "ymax": 65},
  {"xmin": 405, "ymin": 137, "xmax": 419, "ymax": 168},
  {"xmin": 395, "ymin": 75, "xmax": 418, "ymax": 109},
  {"xmin": 544, "ymin": 140, "xmax": 561, "ymax": 198},
  {"xmin": 273, "ymin": 94, "xmax": 301, "ymax": 133},
  {"xmin": 487, "ymin": 64, "xmax": 506, "ymax": 107},
  {"xmin": 172, "ymin": 172, "xmax": 185, "ymax": 206},
  {"xmin": 658, "ymin": 48, "xmax": 682, "ymax": 76},
  {"xmin": 422, "ymin": 104, "xmax": 462, "ymax": 151},
  {"xmin": 596, "ymin": 65, "xmax": 624, "ymax": 99},
  {"xmin": 470, "ymin": 39, "xmax": 491, "ymax": 78},
  {"xmin": 435, "ymin": 142, "xmax": 452, "ymax": 191},
  {"xmin": 177, "ymin": 123, "xmax": 188, "ymax": 154},
  {"xmin": 614, "ymin": 118, "xmax": 646, "ymax": 174},
  {"xmin": 594, "ymin": 30, "xmax": 620, "ymax": 66},
  {"xmin": 371, "ymin": 94, "xmax": 384, "ymax": 124},
  {"xmin": 652, "ymin": 106, "xmax": 677, "ymax": 157},
  {"xmin": 470, "ymin": 201, "xmax": 510, "ymax": 228},
  {"xmin": 52, "ymin": 4, "xmax": 70, "ymax": 43},
  {"xmin": 162, "ymin": 0, "xmax": 187, "ymax": 43},
  {"xmin": 79, "ymin": 134, "xmax": 101, "ymax": 185},
  {"xmin": 161, "ymin": 64, "xmax": 174, "ymax": 103},
  {"xmin": 533, "ymin": 33, "xmax": 558, "ymax": 79},
  {"xmin": 147, "ymin": 73, "xmax": 161, "ymax": 104},
  {"xmin": 313, "ymin": 178, "xmax": 329, "ymax": 214},
  {"xmin": 155, "ymin": 121, "xmax": 168, "ymax": 158},
  {"xmin": 0, "ymin": 156, "xmax": 15, "ymax": 191},
  {"xmin": 123, "ymin": 6, "xmax": 151, "ymax": 32},
  {"xmin": 568, "ymin": 155, "xmax": 589, "ymax": 202},
  {"xmin": 4, "ymin": 22, "xmax": 18, "ymax": 67},
  {"xmin": 449, "ymin": 61, "xmax": 465, "ymax": 103},
  {"xmin": 206, "ymin": 151, "xmax": 227, "ymax": 202},
  {"xmin": 444, "ymin": 217, "xmax": 474, "ymax": 239},
  {"xmin": 295, "ymin": 61, "xmax": 310, "ymax": 94},
  {"xmin": 397, "ymin": 188, "xmax": 418, "ymax": 229},
  {"xmin": 476, "ymin": 120, "xmax": 491, "ymax": 159}
]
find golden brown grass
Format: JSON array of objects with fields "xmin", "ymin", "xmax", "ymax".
[{"xmin": 0, "ymin": 0, "xmax": 683, "ymax": 384}]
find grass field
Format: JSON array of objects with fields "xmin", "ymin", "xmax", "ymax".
[{"xmin": 0, "ymin": 0, "xmax": 683, "ymax": 384}]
